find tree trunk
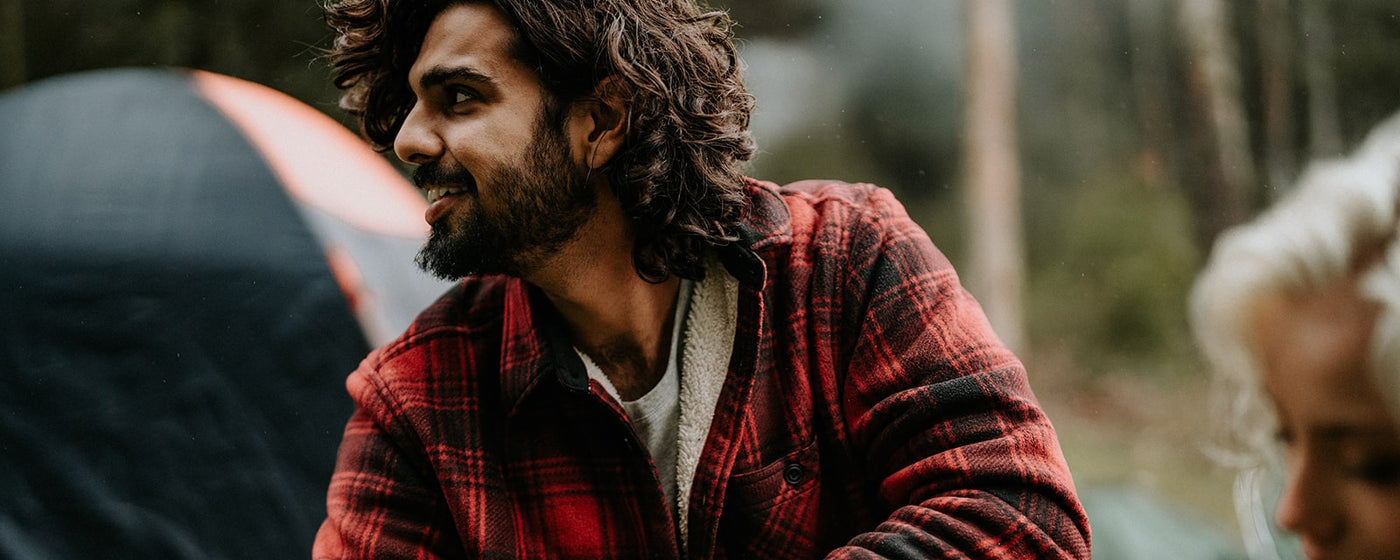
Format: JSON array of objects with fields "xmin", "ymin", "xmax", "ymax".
[
  {"xmin": 962, "ymin": 0, "xmax": 1025, "ymax": 353},
  {"xmin": 1301, "ymin": 0, "xmax": 1343, "ymax": 158},
  {"xmin": 1257, "ymin": 0, "xmax": 1296, "ymax": 196},
  {"xmin": 1127, "ymin": 0, "xmax": 1175, "ymax": 188},
  {"xmin": 1177, "ymin": 0, "xmax": 1254, "ymax": 250}
]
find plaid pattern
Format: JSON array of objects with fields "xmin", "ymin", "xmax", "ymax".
[{"xmin": 314, "ymin": 179, "xmax": 1091, "ymax": 559}]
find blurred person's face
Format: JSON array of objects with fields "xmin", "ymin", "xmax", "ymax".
[
  {"xmin": 1251, "ymin": 283, "xmax": 1400, "ymax": 560},
  {"xmin": 395, "ymin": 3, "xmax": 596, "ymax": 279}
]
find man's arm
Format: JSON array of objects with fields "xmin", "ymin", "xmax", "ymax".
[
  {"xmin": 828, "ymin": 188, "xmax": 1090, "ymax": 559},
  {"xmin": 314, "ymin": 353, "xmax": 465, "ymax": 560}
]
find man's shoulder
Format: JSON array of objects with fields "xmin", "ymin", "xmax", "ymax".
[
  {"xmin": 741, "ymin": 177, "xmax": 913, "ymax": 242},
  {"xmin": 370, "ymin": 275, "xmax": 514, "ymax": 371},
  {"xmin": 746, "ymin": 177, "xmax": 891, "ymax": 206},
  {"xmin": 343, "ymin": 276, "xmax": 516, "ymax": 445}
]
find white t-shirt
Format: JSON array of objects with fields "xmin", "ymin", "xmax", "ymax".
[{"xmin": 578, "ymin": 279, "xmax": 693, "ymax": 512}]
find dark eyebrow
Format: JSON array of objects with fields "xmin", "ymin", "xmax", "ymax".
[
  {"xmin": 1308, "ymin": 424, "xmax": 1400, "ymax": 440},
  {"xmin": 417, "ymin": 66, "xmax": 494, "ymax": 92}
]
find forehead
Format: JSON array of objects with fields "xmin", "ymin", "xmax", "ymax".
[
  {"xmin": 1252, "ymin": 285, "xmax": 1393, "ymax": 426},
  {"xmin": 409, "ymin": 3, "xmax": 529, "ymax": 86}
]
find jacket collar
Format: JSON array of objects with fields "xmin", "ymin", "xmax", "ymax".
[
  {"xmin": 498, "ymin": 280, "xmax": 589, "ymax": 415},
  {"xmin": 714, "ymin": 177, "xmax": 793, "ymax": 289},
  {"xmin": 497, "ymin": 178, "xmax": 787, "ymax": 414}
]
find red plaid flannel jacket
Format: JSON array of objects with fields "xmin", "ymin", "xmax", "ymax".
[{"xmin": 314, "ymin": 179, "xmax": 1090, "ymax": 559}]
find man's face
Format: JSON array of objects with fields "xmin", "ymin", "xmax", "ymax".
[{"xmin": 396, "ymin": 2, "xmax": 595, "ymax": 280}]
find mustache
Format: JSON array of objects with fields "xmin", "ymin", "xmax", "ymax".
[{"xmin": 412, "ymin": 161, "xmax": 476, "ymax": 192}]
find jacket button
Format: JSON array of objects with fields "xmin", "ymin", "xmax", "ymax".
[{"xmin": 782, "ymin": 463, "xmax": 805, "ymax": 485}]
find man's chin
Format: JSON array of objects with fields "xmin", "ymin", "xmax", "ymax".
[{"xmin": 415, "ymin": 236, "xmax": 515, "ymax": 281}]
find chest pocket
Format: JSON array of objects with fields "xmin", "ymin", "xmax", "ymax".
[{"xmin": 720, "ymin": 440, "xmax": 822, "ymax": 558}]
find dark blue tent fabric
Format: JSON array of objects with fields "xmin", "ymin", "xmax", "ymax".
[{"xmin": 0, "ymin": 69, "xmax": 364, "ymax": 559}]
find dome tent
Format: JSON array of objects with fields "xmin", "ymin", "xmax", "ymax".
[{"xmin": 0, "ymin": 68, "xmax": 448, "ymax": 558}]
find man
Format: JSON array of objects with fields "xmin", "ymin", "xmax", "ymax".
[{"xmin": 315, "ymin": 0, "xmax": 1091, "ymax": 558}]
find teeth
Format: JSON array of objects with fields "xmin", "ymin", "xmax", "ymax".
[{"xmin": 425, "ymin": 186, "xmax": 467, "ymax": 204}]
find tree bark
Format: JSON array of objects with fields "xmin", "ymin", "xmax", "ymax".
[
  {"xmin": 1257, "ymin": 0, "xmax": 1296, "ymax": 196},
  {"xmin": 1177, "ymin": 0, "xmax": 1255, "ymax": 249},
  {"xmin": 1127, "ymin": 0, "xmax": 1175, "ymax": 188},
  {"xmin": 1301, "ymin": 0, "xmax": 1343, "ymax": 158},
  {"xmin": 962, "ymin": 0, "xmax": 1025, "ymax": 353}
]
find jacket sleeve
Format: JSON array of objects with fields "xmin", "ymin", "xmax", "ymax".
[
  {"xmin": 826, "ymin": 188, "xmax": 1091, "ymax": 559},
  {"xmin": 313, "ymin": 351, "xmax": 465, "ymax": 559}
]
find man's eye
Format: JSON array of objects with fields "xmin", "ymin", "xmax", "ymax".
[{"xmin": 452, "ymin": 90, "xmax": 474, "ymax": 105}]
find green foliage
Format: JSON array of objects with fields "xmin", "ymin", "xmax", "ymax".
[{"xmin": 1026, "ymin": 171, "xmax": 1201, "ymax": 379}]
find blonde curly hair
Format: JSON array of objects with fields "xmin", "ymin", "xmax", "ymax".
[{"xmin": 1191, "ymin": 112, "xmax": 1400, "ymax": 470}]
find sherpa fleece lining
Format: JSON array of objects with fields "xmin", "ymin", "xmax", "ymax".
[
  {"xmin": 574, "ymin": 257, "xmax": 737, "ymax": 552},
  {"xmin": 674, "ymin": 256, "xmax": 738, "ymax": 551}
]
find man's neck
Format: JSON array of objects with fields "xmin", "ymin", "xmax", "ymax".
[{"xmin": 525, "ymin": 191, "xmax": 681, "ymax": 401}]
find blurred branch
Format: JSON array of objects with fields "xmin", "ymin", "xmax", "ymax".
[{"xmin": 963, "ymin": 0, "xmax": 1025, "ymax": 353}]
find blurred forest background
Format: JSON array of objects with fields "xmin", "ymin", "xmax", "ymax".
[{"xmin": 3, "ymin": 0, "xmax": 1398, "ymax": 557}]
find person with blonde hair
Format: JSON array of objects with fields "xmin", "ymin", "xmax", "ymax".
[{"xmin": 1191, "ymin": 112, "xmax": 1400, "ymax": 560}]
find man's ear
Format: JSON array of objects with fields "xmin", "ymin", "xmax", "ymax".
[{"xmin": 571, "ymin": 76, "xmax": 629, "ymax": 170}]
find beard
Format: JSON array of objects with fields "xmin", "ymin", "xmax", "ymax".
[{"xmin": 412, "ymin": 119, "xmax": 597, "ymax": 280}]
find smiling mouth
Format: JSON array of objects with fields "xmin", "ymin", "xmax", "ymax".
[
  {"xmin": 425, "ymin": 185, "xmax": 470, "ymax": 204},
  {"xmin": 412, "ymin": 161, "xmax": 476, "ymax": 205}
]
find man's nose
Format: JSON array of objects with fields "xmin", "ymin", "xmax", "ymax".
[{"xmin": 393, "ymin": 103, "xmax": 441, "ymax": 165}]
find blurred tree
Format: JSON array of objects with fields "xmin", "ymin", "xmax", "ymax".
[
  {"xmin": 1300, "ymin": 0, "xmax": 1343, "ymax": 158},
  {"xmin": 1128, "ymin": 0, "xmax": 1177, "ymax": 188},
  {"xmin": 1177, "ymin": 0, "xmax": 1254, "ymax": 253},
  {"xmin": 963, "ymin": 0, "xmax": 1025, "ymax": 352},
  {"xmin": 1256, "ymin": 0, "xmax": 1297, "ymax": 195}
]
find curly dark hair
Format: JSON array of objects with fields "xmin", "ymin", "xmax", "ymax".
[{"xmin": 323, "ymin": 0, "xmax": 756, "ymax": 281}]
